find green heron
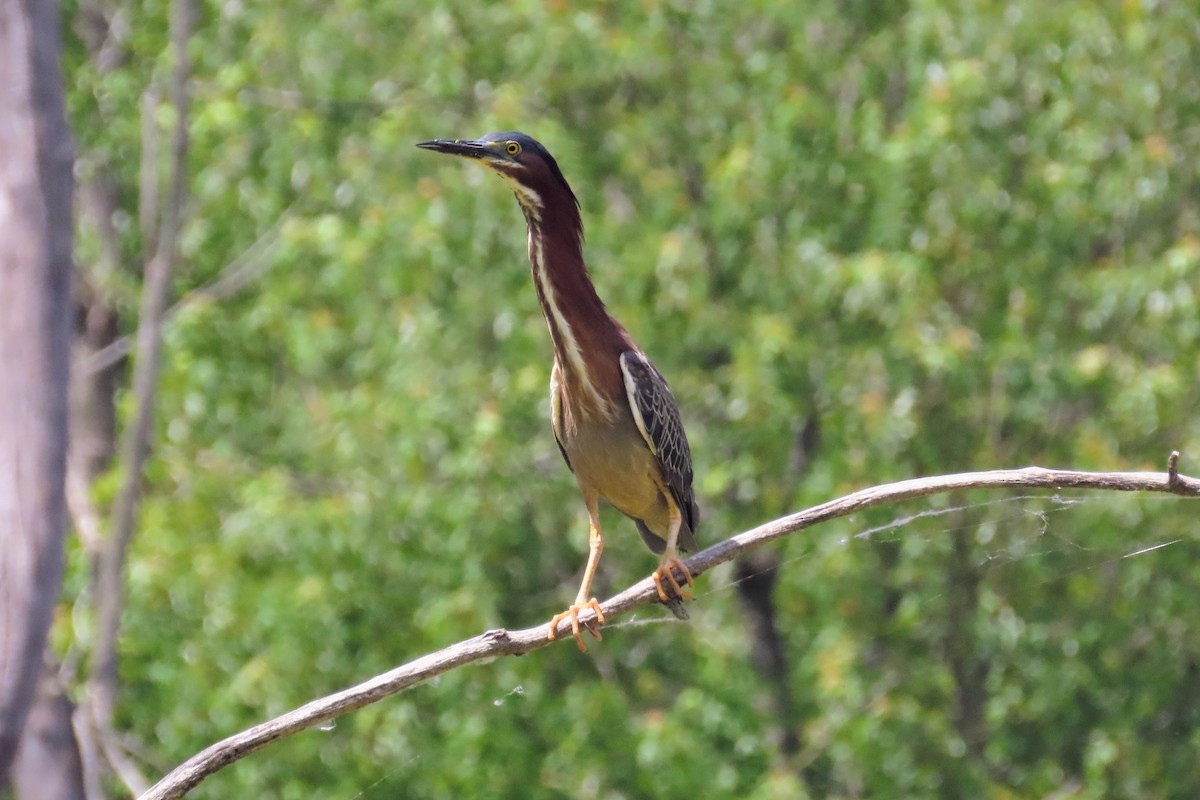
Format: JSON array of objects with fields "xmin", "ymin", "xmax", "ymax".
[{"xmin": 418, "ymin": 132, "xmax": 699, "ymax": 651}]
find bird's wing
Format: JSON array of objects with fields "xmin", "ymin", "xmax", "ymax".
[
  {"xmin": 550, "ymin": 359, "xmax": 572, "ymax": 472},
  {"xmin": 619, "ymin": 350, "xmax": 698, "ymax": 534}
]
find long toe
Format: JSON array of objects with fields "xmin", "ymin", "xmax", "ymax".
[
  {"xmin": 653, "ymin": 558, "xmax": 695, "ymax": 604},
  {"xmin": 548, "ymin": 600, "xmax": 606, "ymax": 652}
]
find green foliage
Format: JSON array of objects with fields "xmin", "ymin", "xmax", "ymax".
[{"xmin": 64, "ymin": 0, "xmax": 1199, "ymax": 797}]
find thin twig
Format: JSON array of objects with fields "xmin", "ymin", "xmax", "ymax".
[
  {"xmin": 139, "ymin": 85, "xmax": 160, "ymax": 252},
  {"xmin": 139, "ymin": 461, "xmax": 1200, "ymax": 800},
  {"xmin": 76, "ymin": 204, "xmax": 292, "ymax": 378},
  {"xmin": 65, "ymin": 462, "xmax": 104, "ymax": 556},
  {"xmin": 82, "ymin": 700, "xmax": 151, "ymax": 797}
]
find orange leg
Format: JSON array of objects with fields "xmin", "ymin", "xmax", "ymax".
[
  {"xmin": 651, "ymin": 488, "xmax": 695, "ymax": 605},
  {"xmin": 548, "ymin": 489, "xmax": 607, "ymax": 651}
]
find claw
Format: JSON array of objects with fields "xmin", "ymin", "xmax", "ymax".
[
  {"xmin": 652, "ymin": 557, "xmax": 695, "ymax": 604},
  {"xmin": 548, "ymin": 599, "xmax": 606, "ymax": 652}
]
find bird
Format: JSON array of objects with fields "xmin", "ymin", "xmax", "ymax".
[{"xmin": 417, "ymin": 131, "xmax": 699, "ymax": 651}]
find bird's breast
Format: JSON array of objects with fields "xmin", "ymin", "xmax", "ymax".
[{"xmin": 561, "ymin": 409, "xmax": 667, "ymax": 525}]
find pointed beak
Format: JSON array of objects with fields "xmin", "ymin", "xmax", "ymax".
[{"xmin": 415, "ymin": 138, "xmax": 491, "ymax": 159}]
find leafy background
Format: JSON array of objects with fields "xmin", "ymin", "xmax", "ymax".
[{"xmin": 60, "ymin": 0, "xmax": 1199, "ymax": 797}]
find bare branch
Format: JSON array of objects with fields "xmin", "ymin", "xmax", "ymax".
[
  {"xmin": 139, "ymin": 85, "xmax": 161, "ymax": 251},
  {"xmin": 188, "ymin": 207, "xmax": 291, "ymax": 301},
  {"xmin": 65, "ymin": 466, "xmax": 104, "ymax": 556},
  {"xmin": 73, "ymin": 0, "xmax": 129, "ymax": 75},
  {"xmin": 140, "ymin": 462, "xmax": 1200, "ymax": 800},
  {"xmin": 71, "ymin": 705, "xmax": 108, "ymax": 800},
  {"xmin": 89, "ymin": 0, "xmax": 193, "ymax": 727},
  {"xmin": 78, "ymin": 699, "xmax": 150, "ymax": 797}
]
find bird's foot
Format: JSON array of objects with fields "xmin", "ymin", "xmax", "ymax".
[
  {"xmin": 652, "ymin": 556, "xmax": 695, "ymax": 604},
  {"xmin": 548, "ymin": 598, "xmax": 606, "ymax": 652}
]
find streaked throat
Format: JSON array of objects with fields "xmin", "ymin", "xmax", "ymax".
[{"xmin": 526, "ymin": 229, "xmax": 613, "ymax": 420}]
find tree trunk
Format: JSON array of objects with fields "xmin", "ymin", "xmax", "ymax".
[
  {"xmin": 0, "ymin": 0, "xmax": 75, "ymax": 780},
  {"xmin": 9, "ymin": 661, "xmax": 86, "ymax": 800}
]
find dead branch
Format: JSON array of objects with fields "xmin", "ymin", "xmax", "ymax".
[{"xmin": 140, "ymin": 459, "xmax": 1200, "ymax": 800}]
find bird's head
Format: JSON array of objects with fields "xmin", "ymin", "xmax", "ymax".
[{"xmin": 417, "ymin": 131, "xmax": 579, "ymax": 218}]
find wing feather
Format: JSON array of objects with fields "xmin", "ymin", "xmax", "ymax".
[{"xmin": 619, "ymin": 351, "xmax": 698, "ymax": 537}]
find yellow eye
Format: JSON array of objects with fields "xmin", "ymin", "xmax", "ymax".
[{"xmin": 505, "ymin": 141, "xmax": 521, "ymax": 156}]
